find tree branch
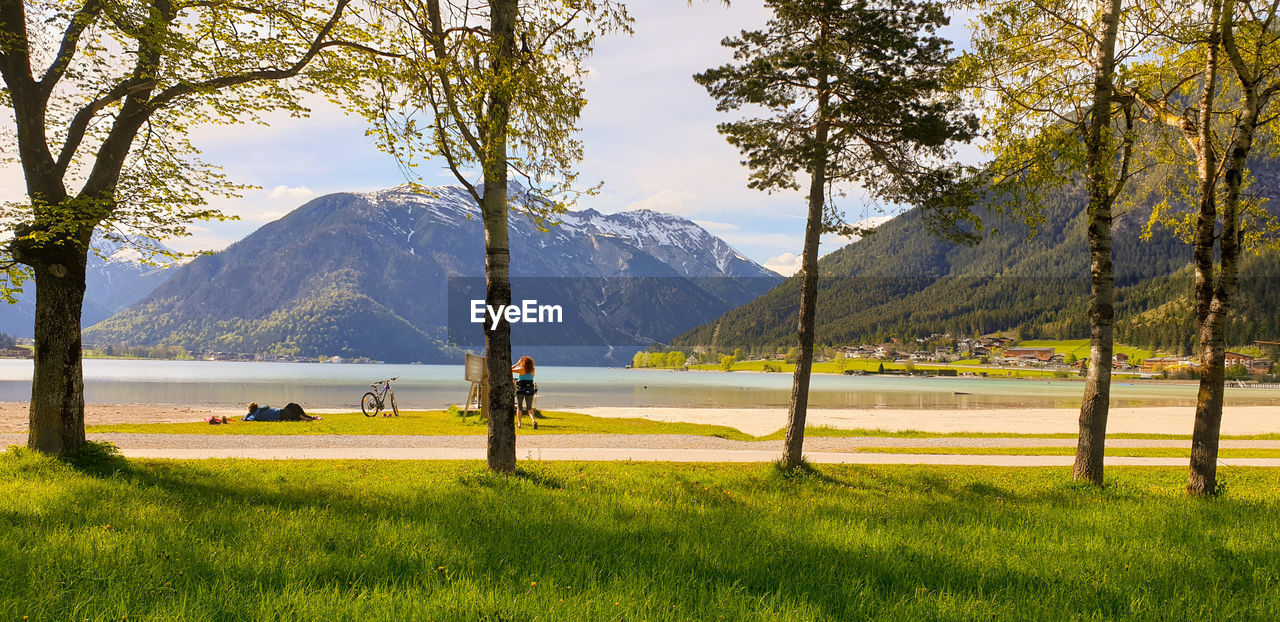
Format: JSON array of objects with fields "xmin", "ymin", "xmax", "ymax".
[
  {"xmin": 150, "ymin": 0, "xmax": 355, "ymax": 108},
  {"xmin": 424, "ymin": 0, "xmax": 484, "ymax": 161},
  {"xmin": 39, "ymin": 0, "xmax": 106, "ymax": 93},
  {"xmin": 56, "ymin": 78, "xmax": 157, "ymax": 177}
]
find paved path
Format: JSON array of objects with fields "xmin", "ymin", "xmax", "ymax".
[
  {"xmin": 5, "ymin": 433, "xmax": 1280, "ymax": 450},
  {"xmin": 112, "ymin": 445, "xmax": 1280, "ymax": 467},
  {"xmin": 4, "ymin": 433, "xmax": 1280, "ymax": 466}
]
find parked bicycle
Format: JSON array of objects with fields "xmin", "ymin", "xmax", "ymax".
[{"xmin": 362, "ymin": 377, "xmax": 401, "ymax": 417}]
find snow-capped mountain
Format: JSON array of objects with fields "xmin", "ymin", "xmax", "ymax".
[
  {"xmin": 0, "ymin": 233, "xmax": 180, "ymax": 337},
  {"xmin": 355, "ymin": 184, "xmax": 776, "ymax": 279},
  {"xmin": 87, "ymin": 234, "xmax": 188, "ymax": 313},
  {"xmin": 85, "ymin": 185, "xmax": 782, "ymax": 363}
]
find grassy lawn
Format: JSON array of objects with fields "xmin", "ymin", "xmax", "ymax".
[
  {"xmin": 88, "ymin": 410, "xmax": 756, "ymax": 440},
  {"xmin": 3, "ymin": 448, "xmax": 1280, "ymax": 620},
  {"xmin": 855, "ymin": 447, "xmax": 1280, "ymax": 459},
  {"xmin": 88, "ymin": 413, "xmax": 1280, "ymax": 442}
]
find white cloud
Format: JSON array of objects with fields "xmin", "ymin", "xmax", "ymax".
[
  {"xmin": 211, "ymin": 186, "xmax": 318, "ymax": 224},
  {"xmin": 267, "ymin": 185, "xmax": 317, "ymax": 201},
  {"xmin": 764, "ymin": 252, "xmax": 803, "ymax": 277},
  {"xmin": 626, "ymin": 189, "xmax": 698, "ymax": 215}
]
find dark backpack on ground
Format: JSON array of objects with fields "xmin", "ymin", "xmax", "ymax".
[{"xmin": 280, "ymin": 403, "xmax": 309, "ymax": 421}]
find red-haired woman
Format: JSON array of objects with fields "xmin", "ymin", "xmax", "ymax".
[{"xmin": 511, "ymin": 355, "xmax": 538, "ymax": 429}]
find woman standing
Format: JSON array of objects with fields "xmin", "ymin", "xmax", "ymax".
[{"xmin": 511, "ymin": 356, "xmax": 538, "ymax": 429}]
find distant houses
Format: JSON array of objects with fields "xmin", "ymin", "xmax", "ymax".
[
  {"xmin": 1142, "ymin": 357, "xmax": 1195, "ymax": 373},
  {"xmin": 1002, "ymin": 346, "xmax": 1057, "ymax": 362},
  {"xmin": 821, "ymin": 331, "xmax": 1276, "ymax": 377},
  {"xmin": 1225, "ymin": 352, "xmax": 1275, "ymax": 374},
  {"xmin": 1142, "ymin": 352, "xmax": 1274, "ymax": 374}
]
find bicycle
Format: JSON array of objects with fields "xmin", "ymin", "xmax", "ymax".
[{"xmin": 362, "ymin": 376, "xmax": 401, "ymax": 417}]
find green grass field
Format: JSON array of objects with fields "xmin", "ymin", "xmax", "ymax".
[
  {"xmin": 89, "ymin": 411, "xmax": 1280, "ymax": 441},
  {"xmin": 87, "ymin": 410, "xmax": 756, "ymax": 440},
  {"xmin": 3, "ymin": 448, "xmax": 1279, "ymax": 620}
]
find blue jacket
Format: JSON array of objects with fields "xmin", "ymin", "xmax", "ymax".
[{"xmin": 245, "ymin": 406, "xmax": 283, "ymax": 422}]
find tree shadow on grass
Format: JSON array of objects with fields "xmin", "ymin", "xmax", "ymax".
[
  {"xmin": 454, "ymin": 465, "xmax": 565, "ymax": 490},
  {"xmin": 8, "ymin": 458, "xmax": 1280, "ymax": 620},
  {"xmin": 64, "ymin": 440, "xmax": 132, "ymax": 477}
]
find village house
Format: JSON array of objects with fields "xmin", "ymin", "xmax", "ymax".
[
  {"xmin": 1142, "ymin": 357, "xmax": 1195, "ymax": 373},
  {"xmin": 1003, "ymin": 346, "xmax": 1056, "ymax": 362}
]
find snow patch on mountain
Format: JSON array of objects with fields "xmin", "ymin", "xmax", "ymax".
[{"xmin": 355, "ymin": 184, "xmax": 771, "ymax": 279}]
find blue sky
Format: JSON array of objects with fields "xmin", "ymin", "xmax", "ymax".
[{"xmin": 2, "ymin": 1, "xmax": 979, "ymax": 276}]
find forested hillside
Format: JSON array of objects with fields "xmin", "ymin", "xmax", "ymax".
[{"xmin": 674, "ymin": 165, "xmax": 1280, "ymax": 354}]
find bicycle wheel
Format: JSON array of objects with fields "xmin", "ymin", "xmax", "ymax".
[
  {"xmin": 390, "ymin": 392, "xmax": 400, "ymax": 417},
  {"xmin": 361, "ymin": 392, "xmax": 380, "ymax": 417}
]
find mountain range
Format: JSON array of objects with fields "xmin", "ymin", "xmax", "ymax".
[
  {"xmin": 0, "ymin": 235, "xmax": 180, "ymax": 338},
  {"xmin": 673, "ymin": 163, "xmax": 1280, "ymax": 354},
  {"xmin": 83, "ymin": 185, "xmax": 781, "ymax": 364}
]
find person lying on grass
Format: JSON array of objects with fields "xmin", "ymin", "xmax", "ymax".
[{"xmin": 243, "ymin": 402, "xmax": 320, "ymax": 422}]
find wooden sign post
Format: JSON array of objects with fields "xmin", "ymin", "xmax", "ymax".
[{"xmin": 463, "ymin": 352, "xmax": 487, "ymax": 419}]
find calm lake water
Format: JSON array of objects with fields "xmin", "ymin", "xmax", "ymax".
[{"xmin": 2, "ymin": 359, "xmax": 1279, "ymax": 411}]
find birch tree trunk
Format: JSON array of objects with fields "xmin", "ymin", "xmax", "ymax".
[
  {"xmin": 1189, "ymin": 0, "xmax": 1253, "ymax": 495},
  {"xmin": 482, "ymin": 0, "xmax": 518, "ymax": 473},
  {"xmin": 1072, "ymin": 0, "xmax": 1124, "ymax": 485}
]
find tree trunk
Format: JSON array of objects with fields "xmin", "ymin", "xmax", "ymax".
[
  {"xmin": 1071, "ymin": 0, "xmax": 1122, "ymax": 485},
  {"xmin": 782, "ymin": 68, "xmax": 829, "ymax": 469},
  {"xmin": 1188, "ymin": 19, "xmax": 1254, "ymax": 493},
  {"xmin": 1190, "ymin": 23, "xmax": 1221, "ymax": 335},
  {"xmin": 482, "ymin": 0, "xmax": 518, "ymax": 474},
  {"xmin": 26, "ymin": 247, "xmax": 89, "ymax": 456}
]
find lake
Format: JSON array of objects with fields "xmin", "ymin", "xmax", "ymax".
[{"xmin": 2, "ymin": 359, "xmax": 1279, "ymax": 411}]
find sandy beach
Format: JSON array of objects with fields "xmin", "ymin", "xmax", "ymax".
[
  {"xmin": 0, "ymin": 402, "xmax": 245, "ymax": 432},
  {"xmin": 2, "ymin": 400, "xmax": 1277, "ymax": 437}
]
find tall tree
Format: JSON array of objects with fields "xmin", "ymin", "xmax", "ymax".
[
  {"xmin": 0, "ymin": 0, "xmax": 378, "ymax": 456},
  {"xmin": 696, "ymin": 0, "xmax": 975, "ymax": 468},
  {"xmin": 357, "ymin": 0, "xmax": 628, "ymax": 472},
  {"xmin": 960, "ymin": 0, "xmax": 1138, "ymax": 485},
  {"xmin": 1128, "ymin": 0, "xmax": 1280, "ymax": 495}
]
